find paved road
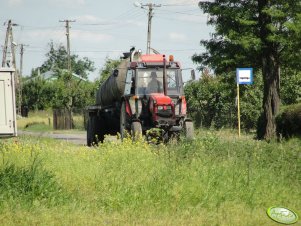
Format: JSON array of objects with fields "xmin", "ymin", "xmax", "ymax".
[{"xmin": 18, "ymin": 130, "xmax": 87, "ymax": 145}]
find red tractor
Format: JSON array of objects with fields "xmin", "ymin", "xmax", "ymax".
[{"xmin": 87, "ymin": 49, "xmax": 194, "ymax": 146}]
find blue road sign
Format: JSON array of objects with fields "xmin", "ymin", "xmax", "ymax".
[{"xmin": 236, "ymin": 68, "xmax": 253, "ymax": 85}]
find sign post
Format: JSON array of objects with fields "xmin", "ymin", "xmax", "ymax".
[{"xmin": 236, "ymin": 68, "xmax": 253, "ymax": 137}]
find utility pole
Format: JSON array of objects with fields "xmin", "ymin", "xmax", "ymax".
[
  {"xmin": 134, "ymin": 3, "xmax": 161, "ymax": 54},
  {"xmin": 2, "ymin": 19, "xmax": 18, "ymax": 68},
  {"xmin": 59, "ymin": 20, "xmax": 75, "ymax": 129},
  {"xmin": 2, "ymin": 20, "xmax": 21, "ymax": 115},
  {"xmin": 18, "ymin": 44, "xmax": 29, "ymax": 116},
  {"xmin": 59, "ymin": 19, "xmax": 75, "ymax": 74},
  {"xmin": 2, "ymin": 20, "xmax": 11, "ymax": 67}
]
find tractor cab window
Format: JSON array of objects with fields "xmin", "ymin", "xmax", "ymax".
[
  {"xmin": 136, "ymin": 68, "xmax": 183, "ymax": 96},
  {"xmin": 166, "ymin": 69, "xmax": 183, "ymax": 96},
  {"xmin": 136, "ymin": 69, "xmax": 164, "ymax": 95}
]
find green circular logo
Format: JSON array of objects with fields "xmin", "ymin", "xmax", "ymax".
[{"xmin": 267, "ymin": 207, "xmax": 299, "ymax": 224}]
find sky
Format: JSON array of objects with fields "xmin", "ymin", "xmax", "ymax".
[{"xmin": 0, "ymin": 0, "xmax": 213, "ymax": 81}]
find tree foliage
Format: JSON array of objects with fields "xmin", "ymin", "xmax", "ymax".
[
  {"xmin": 22, "ymin": 43, "xmax": 96, "ymax": 110},
  {"xmin": 22, "ymin": 77, "xmax": 56, "ymax": 110},
  {"xmin": 194, "ymin": 0, "xmax": 301, "ymax": 140},
  {"xmin": 39, "ymin": 42, "xmax": 95, "ymax": 79},
  {"xmin": 185, "ymin": 71, "xmax": 263, "ymax": 131},
  {"xmin": 280, "ymin": 70, "xmax": 301, "ymax": 105}
]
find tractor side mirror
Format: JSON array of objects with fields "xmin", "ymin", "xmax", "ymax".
[{"xmin": 191, "ymin": 69, "xmax": 196, "ymax": 80}]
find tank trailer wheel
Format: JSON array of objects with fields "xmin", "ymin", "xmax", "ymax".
[
  {"xmin": 87, "ymin": 115, "xmax": 96, "ymax": 146},
  {"xmin": 131, "ymin": 121, "xmax": 142, "ymax": 141},
  {"xmin": 87, "ymin": 114, "xmax": 104, "ymax": 146},
  {"xmin": 184, "ymin": 121, "xmax": 194, "ymax": 140}
]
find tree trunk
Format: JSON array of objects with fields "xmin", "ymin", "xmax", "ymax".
[
  {"xmin": 257, "ymin": 0, "xmax": 281, "ymax": 140},
  {"xmin": 260, "ymin": 53, "xmax": 280, "ymax": 140}
]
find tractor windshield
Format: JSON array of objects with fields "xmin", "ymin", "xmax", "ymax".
[
  {"xmin": 136, "ymin": 68, "xmax": 183, "ymax": 96},
  {"xmin": 136, "ymin": 69, "xmax": 164, "ymax": 95}
]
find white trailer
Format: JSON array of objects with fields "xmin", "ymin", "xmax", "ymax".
[{"xmin": 0, "ymin": 68, "xmax": 17, "ymax": 136}]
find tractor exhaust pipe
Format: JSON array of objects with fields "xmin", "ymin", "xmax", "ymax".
[{"xmin": 163, "ymin": 55, "xmax": 167, "ymax": 96}]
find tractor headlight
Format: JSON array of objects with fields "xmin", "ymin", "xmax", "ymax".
[{"xmin": 158, "ymin": 106, "xmax": 163, "ymax": 111}]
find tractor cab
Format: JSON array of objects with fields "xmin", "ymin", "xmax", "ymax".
[
  {"xmin": 123, "ymin": 53, "xmax": 188, "ymax": 134},
  {"xmin": 135, "ymin": 67, "xmax": 184, "ymax": 97}
]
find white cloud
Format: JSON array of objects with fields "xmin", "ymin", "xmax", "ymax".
[
  {"xmin": 23, "ymin": 28, "xmax": 112, "ymax": 43},
  {"xmin": 169, "ymin": 32, "xmax": 187, "ymax": 42},
  {"xmin": 75, "ymin": 15, "xmax": 144, "ymax": 27},
  {"xmin": 76, "ymin": 15, "xmax": 106, "ymax": 24},
  {"xmin": 163, "ymin": 0, "xmax": 198, "ymax": 5},
  {"xmin": 7, "ymin": 0, "xmax": 23, "ymax": 7},
  {"xmin": 179, "ymin": 14, "xmax": 208, "ymax": 23},
  {"xmin": 48, "ymin": 0, "xmax": 86, "ymax": 7},
  {"xmin": 124, "ymin": 19, "xmax": 144, "ymax": 27},
  {"xmin": 25, "ymin": 29, "xmax": 64, "ymax": 41},
  {"xmin": 72, "ymin": 30, "xmax": 112, "ymax": 42}
]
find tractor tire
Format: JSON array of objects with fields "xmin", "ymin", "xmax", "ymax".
[
  {"xmin": 184, "ymin": 121, "xmax": 194, "ymax": 140},
  {"xmin": 131, "ymin": 121, "xmax": 142, "ymax": 141},
  {"xmin": 87, "ymin": 115, "xmax": 96, "ymax": 146}
]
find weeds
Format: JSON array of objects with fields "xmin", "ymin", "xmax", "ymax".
[
  {"xmin": 0, "ymin": 153, "xmax": 68, "ymax": 209},
  {"xmin": 0, "ymin": 133, "xmax": 300, "ymax": 225}
]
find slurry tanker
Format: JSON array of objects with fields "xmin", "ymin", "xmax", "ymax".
[{"xmin": 86, "ymin": 49, "xmax": 194, "ymax": 146}]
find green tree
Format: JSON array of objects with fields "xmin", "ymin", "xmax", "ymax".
[
  {"xmin": 280, "ymin": 70, "xmax": 301, "ymax": 105},
  {"xmin": 40, "ymin": 42, "xmax": 95, "ymax": 80},
  {"xmin": 22, "ymin": 77, "xmax": 56, "ymax": 110},
  {"xmin": 195, "ymin": 0, "xmax": 301, "ymax": 140},
  {"xmin": 185, "ymin": 71, "xmax": 263, "ymax": 131},
  {"xmin": 22, "ymin": 42, "xmax": 96, "ymax": 110}
]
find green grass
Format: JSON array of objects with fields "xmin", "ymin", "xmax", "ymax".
[
  {"xmin": 17, "ymin": 110, "xmax": 85, "ymax": 132},
  {"xmin": 0, "ymin": 132, "xmax": 300, "ymax": 225}
]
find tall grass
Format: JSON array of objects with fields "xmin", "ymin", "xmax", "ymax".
[
  {"xmin": 17, "ymin": 110, "xmax": 52, "ymax": 131},
  {"xmin": 0, "ymin": 132, "xmax": 300, "ymax": 225},
  {"xmin": 17, "ymin": 110, "xmax": 85, "ymax": 131},
  {"xmin": 0, "ymin": 157, "xmax": 68, "ymax": 209}
]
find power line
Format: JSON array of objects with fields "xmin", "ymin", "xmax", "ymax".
[
  {"xmin": 161, "ymin": 3, "xmax": 197, "ymax": 7},
  {"xmin": 157, "ymin": 8, "xmax": 204, "ymax": 16},
  {"xmin": 134, "ymin": 2, "xmax": 162, "ymax": 54}
]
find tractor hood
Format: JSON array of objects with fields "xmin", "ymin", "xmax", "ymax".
[{"xmin": 149, "ymin": 94, "xmax": 173, "ymax": 105}]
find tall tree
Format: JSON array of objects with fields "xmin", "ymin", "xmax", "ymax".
[
  {"xmin": 194, "ymin": 0, "xmax": 301, "ymax": 140},
  {"xmin": 40, "ymin": 42, "xmax": 95, "ymax": 80}
]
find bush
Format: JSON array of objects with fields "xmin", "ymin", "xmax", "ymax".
[
  {"xmin": 0, "ymin": 156, "xmax": 68, "ymax": 208},
  {"xmin": 276, "ymin": 103, "xmax": 301, "ymax": 138},
  {"xmin": 184, "ymin": 72, "xmax": 262, "ymax": 131}
]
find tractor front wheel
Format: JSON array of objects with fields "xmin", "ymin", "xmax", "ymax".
[{"xmin": 131, "ymin": 121, "xmax": 142, "ymax": 141}]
